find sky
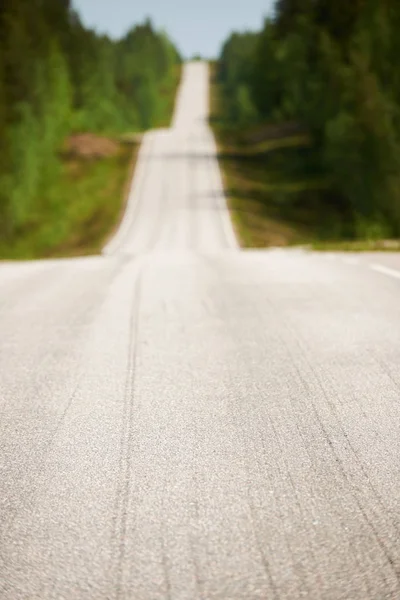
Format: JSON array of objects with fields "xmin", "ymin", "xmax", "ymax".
[{"xmin": 72, "ymin": 0, "xmax": 275, "ymax": 59}]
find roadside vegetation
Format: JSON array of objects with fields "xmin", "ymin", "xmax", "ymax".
[
  {"xmin": 0, "ymin": 136, "xmax": 137, "ymax": 259},
  {"xmin": 0, "ymin": 1, "xmax": 181, "ymax": 259},
  {"xmin": 211, "ymin": 0, "xmax": 400, "ymax": 250}
]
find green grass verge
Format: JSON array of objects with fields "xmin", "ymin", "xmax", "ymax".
[
  {"xmin": 209, "ymin": 65, "xmax": 400, "ymax": 251},
  {"xmin": 209, "ymin": 67, "xmax": 318, "ymax": 248},
  {"xmin": 311, "ymin": 239, "xmax": 400, "ymax": 252},
  {"xmin": 0, "ymin": 142, "xmax": 138, "ymax": 260}
]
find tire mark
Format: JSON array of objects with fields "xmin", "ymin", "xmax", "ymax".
[
  {"xmin": 0, "ymin": 262, "xmax": 129, "ymax": 551},
  {"xmin": 160, "ymin": 532, "xmax": 172, "ymax": 600},
  {"xmin": 244, "ymin": 291, "xmax": 378, "ymax": 597},
  {"xmin": 111, "ymin": 268, "xmax": 143, "ymax": 600},
  {"xmin": 277, "ymin": 308, "xmax": 400, "ymax": 593},
  {"xmin": 197, "ymin": 262, "xmax": 378, "ymax": 596}
]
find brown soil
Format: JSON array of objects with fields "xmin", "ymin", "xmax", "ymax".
[{"xmin": 63, "ymin": 133, "xmax": 120, "ymax": 160}]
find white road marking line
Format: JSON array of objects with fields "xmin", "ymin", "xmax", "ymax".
[{"xmin": 370, "ymin": 263, "xmax": 400, "ymax": 281}]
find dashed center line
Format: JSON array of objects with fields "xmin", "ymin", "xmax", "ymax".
[
  {"xmin": 319, "ymin": 253, "xmax": 400, "ymax": 283},
  {"xmin": 370, "ymin": 263, "xmax": 400, "ymax": 281}
]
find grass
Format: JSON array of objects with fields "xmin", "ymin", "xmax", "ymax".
[
  {"xmin": 312, "ymin": 239, "xmax": 400, "ymax": 252},
  {"xmin": 0, "ymin": 142, "xmax": 138, "ymax": 260},
  {"xmin": 209, "ymin": 65, "xmax": 400, "ymax": 251},
  {"xmin": 209, "ymin": 67, "xmax": 320, "ymax": 248},
  {"xmin": 0, "ymin": 64, "xmax": 182, "ymax": 260}
]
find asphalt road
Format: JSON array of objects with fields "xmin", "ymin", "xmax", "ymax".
[{"xmin": 1, "ymin": 62, "xmax": 400, "ymax": 600}]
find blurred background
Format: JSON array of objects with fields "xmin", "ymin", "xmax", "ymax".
[{"xmin": 1, "ymin": 0, "xmax": 399, "ymax": 259}]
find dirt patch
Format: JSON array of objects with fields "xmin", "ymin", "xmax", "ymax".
[{"xmin": 63, "ymin": 133, "xmax": 120, "ymax": 160}]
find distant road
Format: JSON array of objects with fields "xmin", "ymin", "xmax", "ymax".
[{"xmin": 1, "ymin": 62, "xmax": 400, "ymax": 599}]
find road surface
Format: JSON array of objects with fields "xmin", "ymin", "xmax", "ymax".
[{"xmin": 1, "ymin": 62, "xmax": 400, "ymax": 600}]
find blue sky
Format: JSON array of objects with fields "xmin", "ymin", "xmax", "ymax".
[{"xmin": 72, "ymin": 0, "xmax": 275, "ymax": 58}]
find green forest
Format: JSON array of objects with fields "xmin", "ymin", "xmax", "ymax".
[
  {"xmin": 215, "ymin": 0, "xmax": 400, "ymax": 247},
  {"xmin": 0, "ymin": 0, "xmax": 180, "ymax": 257}
]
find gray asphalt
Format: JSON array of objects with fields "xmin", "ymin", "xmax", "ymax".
[{"xmin": 1, "ymin": 62, "xmax": 400, "ymax": 600}]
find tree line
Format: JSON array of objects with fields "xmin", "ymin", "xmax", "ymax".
[
  {"xmin": 217, "ymin": 0, "xmax": 400, "ymax": 240},
  {"xmin": 0, "ymin": 0, "xmax": 180, "ymax": 241}
]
